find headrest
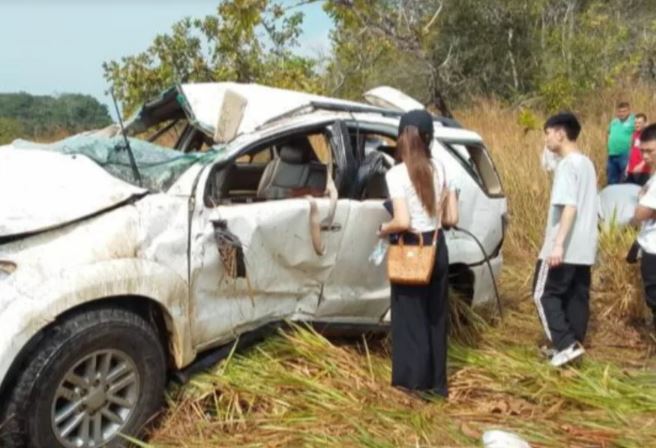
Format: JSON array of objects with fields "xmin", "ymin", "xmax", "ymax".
[{"xmin": 279, "ymin": 145, "xmax": 307, "ymax": 164}]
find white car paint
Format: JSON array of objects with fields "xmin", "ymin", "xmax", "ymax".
[
  {"xmin": 0, "ymin": 83, "xmax": 507, "ymax": 392},
  {"xmin": 0, "ymin": 148, "xmax": 146, "ymax": 237}
]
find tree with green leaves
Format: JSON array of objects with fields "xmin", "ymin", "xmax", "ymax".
[
  {"xmin": 324, "ymin": 1, "xmax": 446, "ymax": 111},
  {"xmin": 324, "ymin": 0, "xmax": 656, "ymax": 111},
  {"xmin": 103, "ymin": 0, "xmax": 323, "ymax": 116},
  {"xmin": 0, "ymin": 93, "xmax": 112, "ymax": 142},
  {"xmin": 104, "ymin": 0, "xmax": 656, "ymax": 115}
]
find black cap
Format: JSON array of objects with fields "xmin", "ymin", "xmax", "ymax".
[{"xmin": 398, "ymin": 109, "xmax": 434, "ymax": 141}]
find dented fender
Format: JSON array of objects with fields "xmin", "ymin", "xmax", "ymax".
[{"xmin": 0, "ymin": 258, "xmax": 194, "ymax": 391}]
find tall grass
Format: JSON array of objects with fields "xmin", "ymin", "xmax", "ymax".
[
  {"xmin": 459, "ymin": 84, "xmax": 656, "ymax": 323},
  {"xmin": 143, "ymin": 86, "xmax": 656, "ymax": 447}
]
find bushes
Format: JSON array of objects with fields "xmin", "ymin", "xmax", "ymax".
[{"xmin": 0, "ymin": 92, "xmax": 111, "ymax": 142}]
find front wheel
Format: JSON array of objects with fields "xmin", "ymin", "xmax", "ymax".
[{"xmin": 1, "ymin": 307, "xmax": 167, "ymax": 448}]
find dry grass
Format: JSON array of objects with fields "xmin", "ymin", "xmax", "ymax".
[{"xmin": 142, "ymin": 85, "xmax": 656, "ymax": 447}]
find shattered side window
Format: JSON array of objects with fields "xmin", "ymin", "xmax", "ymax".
[{"xmin": 12, "ymin": 135, "xmax": 219, "ymax": 191}]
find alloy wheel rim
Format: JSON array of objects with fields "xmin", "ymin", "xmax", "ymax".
[{"xmin": 51, "ymin": 349, "xmax": 140, "ymax": 448}]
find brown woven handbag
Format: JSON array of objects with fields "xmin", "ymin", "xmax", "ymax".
[{"xmin": 387, "ymin": 231, "xmax": 438, "ymax": 286}]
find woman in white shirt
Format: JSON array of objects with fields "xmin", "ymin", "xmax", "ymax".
[{"xmin": 378, "ymin": 109, "xmax": 459, "ymax": 399}]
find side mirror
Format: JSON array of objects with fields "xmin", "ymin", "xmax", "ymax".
[{"xmin": 214, "ymin": 89, "xmax": 247, "ymax": 144}]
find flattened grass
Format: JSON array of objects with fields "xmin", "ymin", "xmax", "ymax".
[{"xmin": 144, "ymin": 310, "xmax": 656, "ymax": 447}]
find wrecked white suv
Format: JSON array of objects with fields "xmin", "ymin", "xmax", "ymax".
[{"xmin": 0, "ymin": 83, "xmax": 506, "ymax": 447}]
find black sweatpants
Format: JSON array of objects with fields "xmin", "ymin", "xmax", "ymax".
[
  {"xmin": 640, "ymin": 252, "xmax": 656, "ymax": 319},
  {"xmin": 390, "ymin": 230, "xmax": 449, "ymax": 397},
  {"xmin": 533, "ymin": 260, "xmax": 591, "ymax": 351}
]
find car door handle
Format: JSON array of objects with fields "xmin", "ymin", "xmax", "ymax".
[{"xmin": 320, "ymin": 223, "xmax": 342, "ymax": 232}]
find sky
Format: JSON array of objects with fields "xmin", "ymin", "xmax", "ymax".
[{"xmin": 0, "ymin": 0, "xmax": 333, "ymax": 116}]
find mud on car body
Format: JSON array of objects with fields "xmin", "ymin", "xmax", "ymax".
[{"xmin": 0, "ymin": 83, "xmax": 506, "ymax": 447}]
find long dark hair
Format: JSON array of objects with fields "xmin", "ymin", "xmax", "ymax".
[{"xmin": 397, "ymin": 125, "xmax": 436, "ymax": 217}]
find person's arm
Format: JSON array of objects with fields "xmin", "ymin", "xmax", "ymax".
[
  {"xmin": 630, "ymin": 180, "xmax": 656, "ymax": 226},
  {"xmin": 436, "ymin": 159, "xmax": 459, "ymax": 228},
  {"xmin": 441, "ymin": 189, "xmax": 459, "ymax": 228},
  {"xmin": 378, "ymin": 198, "xmax": 410, "ymax": 235},
  {"xmin": 548, "ymin": 205, "xmax": 576, "ymax": 267},
  {"xmin": 631, "ymin": 205, "xmax": 656, "ymax": 226},
  {"xmin": 548, "ymin": 160, "xmax": 579, "ymax": 267},
  {"xmin": 379, "ymin": 168, "xmax": 411, "ymax": 236}
]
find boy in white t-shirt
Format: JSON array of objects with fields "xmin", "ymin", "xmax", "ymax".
[
  {"xmin": 630, "ymin": 123, "xmax": 656, "ymax": 332},
  {"xmin": 533, "ymin": 113, "xmax": 598, "ymax": 367}
]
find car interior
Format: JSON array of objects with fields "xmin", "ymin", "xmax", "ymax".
[
  {"xmin": 204, "ymin": 126, "xmax": 398, "ymax": 207},
  {"xmin": 348, "ymin": 131, "xmax": 396, "ymax": 199},
  {"xmin": 205, "ymin": 132, "xmax": 330, "ymax": 206},
  {"xmin": 143, "ymin": 119, "xmax": 215, "ymax": 153}
]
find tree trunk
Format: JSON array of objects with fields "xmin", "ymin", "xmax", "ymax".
[{"xmin": 426, "ymin": 88, "xmax": 453, "ymax": 118}]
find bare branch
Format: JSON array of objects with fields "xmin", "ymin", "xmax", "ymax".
[
  {"xmin": 282, "ymin": 0, "xmax": 323, "ymax": 12},
  {"xmin": 439, "ymin": 42, "xmax": 453, "ymax": 69},
  {"xmin": 329, "ymin": 0, "xmax": 423, "ymax": 54},
  {"xmin": 423, "ymin": 0, "xmax": 444, "ymax": 34}
]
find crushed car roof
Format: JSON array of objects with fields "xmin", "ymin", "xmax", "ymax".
[
  {"xmin": 126, "ymin": 83, "xmax": 464, "ymax": 141},
  {"xmin": 126, "ymin": 82, "xmax": 371, "ymax": 137}
]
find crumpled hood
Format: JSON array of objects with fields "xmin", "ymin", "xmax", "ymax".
[{"xmin": 0, "ymin": 146, "xmax": 147, "ymax": 239}]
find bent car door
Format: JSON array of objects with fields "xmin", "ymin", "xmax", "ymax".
[
  {"xmin": 188, "ymin": 123, "xmax": 354, "ymax": 349},
  {"xmin": 317, "ymin": 123, "xmax": 395, "ymax": 323}
]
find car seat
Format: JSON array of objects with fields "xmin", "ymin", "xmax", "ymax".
[{"xmin": 256, "ymin": 145, "xmax": 311, "ymax": 200}]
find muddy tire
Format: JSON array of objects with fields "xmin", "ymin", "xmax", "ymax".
[{"xmin": 0, "ymin": 307, "xmax": 166, "ymax": 448}]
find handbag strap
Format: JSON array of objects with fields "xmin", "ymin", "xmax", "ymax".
[{"xmin": 400, "ymin": 231, "xmax": 438, "ymax": 247}]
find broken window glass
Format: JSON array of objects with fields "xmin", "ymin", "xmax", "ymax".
[{"xmin": 12, "ymin": 135, "xmax": 220, "ymax": 192}]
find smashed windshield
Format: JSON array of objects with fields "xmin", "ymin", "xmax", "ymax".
[{"xmin": 11, "ymin": 135, "xmax": 220, "ymax": 191}]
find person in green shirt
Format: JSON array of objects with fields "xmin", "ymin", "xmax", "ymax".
[{"xmin": 607, "ymin": 101, "xmax": 635, "ymax": 184}]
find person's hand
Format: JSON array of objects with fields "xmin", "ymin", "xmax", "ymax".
[
  {"xmin": 548, "ymin": 244, "xmax": 564, "ymax": 267},
  {"xmin": 376, "ymin": 223, "xmax": 385, "ymax": 238},
  {"xmin": 635, "ymin": 160, "xmax": 646, "ymax": 172}
]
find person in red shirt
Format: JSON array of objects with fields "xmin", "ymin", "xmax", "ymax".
[{"xmin": 626, "ymin": 113, "xmax": 650, "ymax": 185}]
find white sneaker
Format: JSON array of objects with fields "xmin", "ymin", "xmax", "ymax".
[{"xmin": 549, "ymin": 342, "xmax": 585, "ymax": 367}]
